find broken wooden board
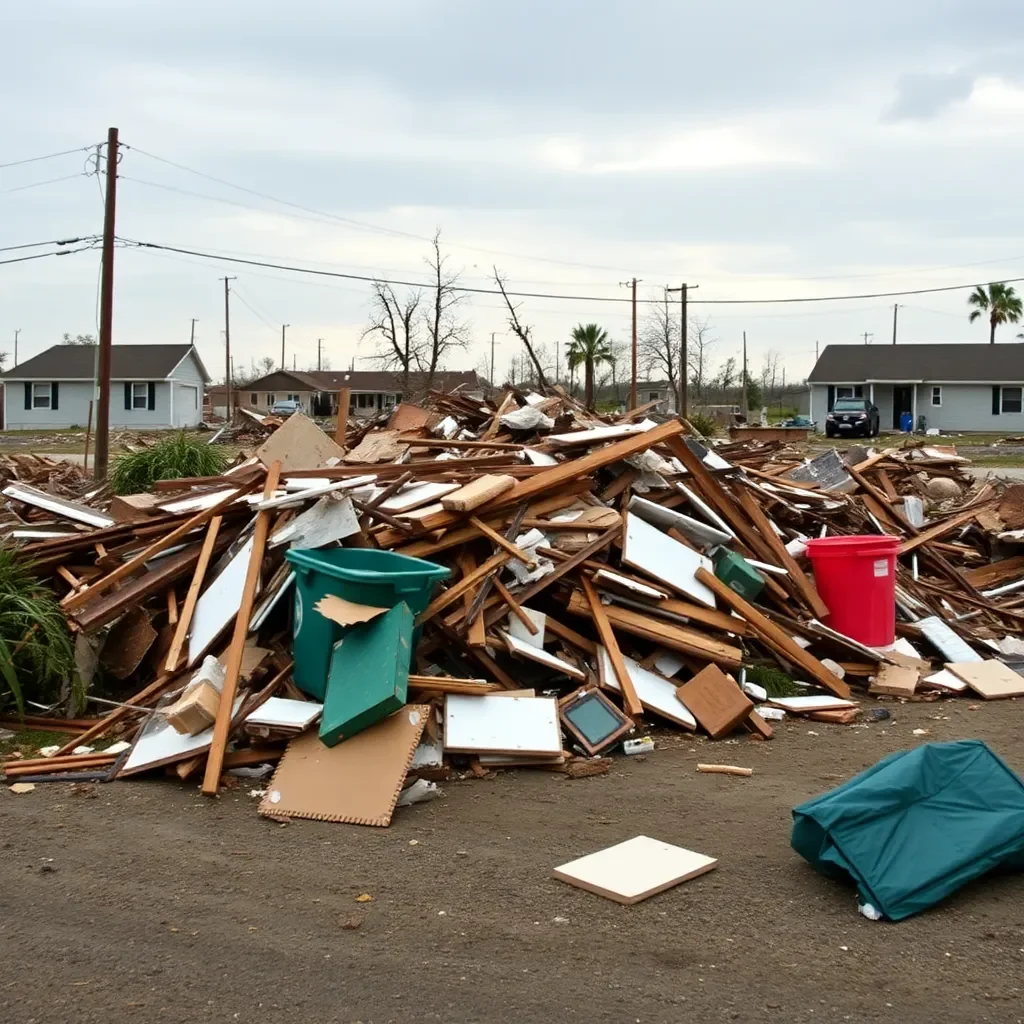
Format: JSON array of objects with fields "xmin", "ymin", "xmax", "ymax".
[
  {"xmin": 767, "ymin": 695, "xmax": 859, "ymax": 714},
  {"xmin": 440, "ymin": 474, "xmax": 516, "ymax": 512},
  {"xmin": 553, "ymin": 835, "xmax": 717, "ymax": 905},
  {"xmin": 627, "ymin": 494, "xmax": 732, "ymax": 547},
  {"xmin": 597, "ymin": 646, "xmax": 697, "ymax": 730},
  {"xmin": 2, "ymin": 482, "xmax": 114, "ymax": 528},
  {"xmin": 443, "ymin": 694, "xmax": 562, "ymax": 756},
  {"xmin": 501, "ymin": 631, "xmax": 585, "ymax": 680},
  {"xmin": 188, "ymin": 537, "xmax": 259, "ymax": 667},
  {"xmin": 622, "ymin": 512, "xmax": 716, "ymax": 607},
  {"xmin": 99, "ymin": 607, "xmax": 157, "ymax": 679},
  {"xmin": 259, "ymin": 706, "xmax": 428, "ymax": 826},
  {"xmin": 675, "ymin": 665, "xmax": 753, "ymax": 739},
  {"xmin": 869, "ymin": 663, "xmax": 919, "ymax": 697},
  {"xmin": 256, "ymin": 412, "xmax": 347, "ymax": 471},
  {"xmin": 944, "ymin": 660, "xmax": 1024, "ymax": 700}
]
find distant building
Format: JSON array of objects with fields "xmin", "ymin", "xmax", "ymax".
[
  {"xmin": 0, "ymin": 343, "xmax": 209, "ymax": 430},
  {"xmin": 595, "ymin": 380, "xmax": 674, "ymax": 412},
  {"xmin": 208, "ymin": 369, "xmax": 481, "ymax": 419}
]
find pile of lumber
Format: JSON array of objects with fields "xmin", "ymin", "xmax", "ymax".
[{"xmin": 5, "ymin": 392, "xmax": 1024, "ymax": 823}]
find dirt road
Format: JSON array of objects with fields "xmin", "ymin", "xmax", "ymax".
[{"xmin": 3, "ymin": 700, "xmax": 1024, "ymax": 1024}]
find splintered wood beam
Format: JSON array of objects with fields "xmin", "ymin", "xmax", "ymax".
[
  {"xmin": 492, "ymin": 576, "xmax": 539, "ymax": 634},
  {"xmin": 581, "ymin": 575, "xmax": 642, "ymax": 716},
  {"xmin": 202, "ymin": 461, "xmax": 283, "ymax": 796},
  {"xmin": 694, "ymin": 566, "xmax": 850, "ymax": 698},
  {"xmin": 469, "ymin": 516, "xmax": 536, "ymax": 569},
  {"xmin": 898, "ymin": 503, "xmax": 993, "ymax": 556},
  {"xmin": 164, "ymin": 516, "xmax": 224, "ymax": 674},
  {"xmin": 414, "ymin": 551, "xmax": 510, "ymax": 626}
]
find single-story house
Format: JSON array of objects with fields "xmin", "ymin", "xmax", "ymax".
[
  {"xmin": 211, "ymin": 369, "xmax": 481, "ymax": 420},
  {"xmin": 1, "ymin": 343, "xmax": 210, "ymax": 430},
  {"xmin": 807, "ymin": 344, "xmax": 1024, "ymax": 433}
]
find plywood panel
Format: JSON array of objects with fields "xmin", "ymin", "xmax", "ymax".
[
  {"xmin": 945, "ymin": 660, "xmax": 1024, "ymax": 699},
  {"xmin": 443, "ymin": 694, "xmax": 562, "ymax": 756}
]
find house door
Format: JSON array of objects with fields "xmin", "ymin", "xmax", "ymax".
[{"xmin": 892, "ymin": 385, "xmax": 912, "ymax": 429}]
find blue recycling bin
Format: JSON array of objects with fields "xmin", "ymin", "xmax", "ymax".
[{"xmin": 900, "ymin": 412, "xmax": 913, "ymax": 433}]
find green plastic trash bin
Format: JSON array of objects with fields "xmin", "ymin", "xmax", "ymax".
[
  {"xmin": 713, "ymin": 548, "xmax": 766, "ymax": 602},
  {"xmin": 285, "ymin": 547, "xmax": 450, "ymax": 699}
]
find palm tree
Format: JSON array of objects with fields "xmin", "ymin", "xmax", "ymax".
[
  {"xmin": 567, "ymin": 323, "xmax": 614, "ymax": 409},
  {"xmin": 968, "ymin": 283, "xmax": 1023, "ymax": 344}
]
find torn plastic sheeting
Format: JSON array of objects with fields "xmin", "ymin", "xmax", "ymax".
[
  {"xmin": 500, "ymin": 406, "xmax": 554, "ymax": 432},
  {"xmin": 792, "ymin": 740, "xmax": 1024, "ymax": 921}
]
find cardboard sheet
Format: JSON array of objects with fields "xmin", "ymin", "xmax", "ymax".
[
  {"xmin": 256, "ymin": 411, "xmax": 347, "ymax": 471},
  {"xmin": 553, "ymin": 835, "xmax": 718, "ymax": 905},
  {"xmin": 315, "ymin": 595, "xmax": 390, "ymax": 628},
  {"xmin": 259, "ymin": 706, "xmax": 428, "ymax": 826},
  {"xmin": 443, "ymin": 694, "xmax": 562, "ymax": 756}
]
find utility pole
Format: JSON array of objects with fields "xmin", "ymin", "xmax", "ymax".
[
  {"xmin": 555, "ymin": 340, "xmax": 560, "ymax": 388},
  {"xmin": 490, "ymin": 332, "xmax": 496, "ymax": 388},
  {"xmin": 620, "ymin": 278, "xmax": 640, "ymax": 409},
  {"xmin": 892, "ymin": 304, "xmax": 899, "ymax": 345},
  {"xmin": 280, "ymin": 324, "xmax": 290, "ymax": 370},
  {"xmin": 317, "ymin": 338, "xmax": 324, "ymax": 372},
  {"xmin": 190, "ymin": 318, "xmax": 198, "ymax": 346},
  {"xmin": 815, "ymin": 340, "xmax": 819, "ymax": 361},
  {"xmin": 862, "ymin": 332, "xmax": 874, "ymax": 345},
  {"xmin": 742, "ymin": 330, "xmax": 749, "ymax": 420},
  {"xmin": 12, "ymin": 329, "xmax": 19, "ymax": 368},
  {"xmin": 93, "ymin": 126, "xmax": 119, "ymax": 482},
  {"xmin": 222, "ymin": 277, "xmax": 236, "ymax": 420},
  {"xmin": 667, "ymin": 283, "xmax": 698, "ymax": 418}
]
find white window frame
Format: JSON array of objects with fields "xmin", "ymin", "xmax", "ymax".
[
  {"xmin": 267, "ymin": 393, "xmax": 275, "ymax": 406},
  {"xmin": 250, "ymin": 393, "xmax": 258, "ymax": 406},
  {"xmin": 286, "ymin": 394, "xmax": 301, "ymax": 403},
  {"xmin": 648, "ymin": 392, "xmax": 660, "ymax": 402},
  {"xmin": 835, "ymin": 385, "xmax": 864, "ymax": 400},
  {"xmin": 1002, "ymin": 386, "xmax": 1023, "ymax": 414},
  {"xmin": 931, "ymin": 386, "xmax": 942, "ymax": 407},
  {"xmin": 130, "ymin": 382, "xmax": 149, "ymax": 410},
  {"xmin": 32, "ymin": 382, "xmax": 52, "ymax": 409}
]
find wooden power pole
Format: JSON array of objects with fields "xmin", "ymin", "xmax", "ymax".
[
  {"xmin": 621, "ymin": 278, "xmax": 640, "ymax": 409},
  {"xmin": 93, "ymin": 126, "xmax": 119, "ymax": 482},
  {"xmin": 222, "ymin": 277, "xmax": 236, "ymax": 420},
  {"xmin": 741, "ymin": 330, "xmax": 749, "ymax": 420},
  {"xmin": 892, "ymin": 304, "xmax": 899, "ymax": 345},
  {"xmin": 190, "ymin": 318, "xmax": 198, "ymax": 345},
  {"xmin": 667, "ymin": 282, "xmax": 697, "ymax": 418},
  {"xmin": 317, "ymin": 338, "xmax": 324, "ymax": 372},
  {"xmin": 280, "ymin": 324, "xmax": 289, "ymax": 369}
]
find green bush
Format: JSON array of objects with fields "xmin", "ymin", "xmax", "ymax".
[
  {"xmin": 0, "ymin": 547, "xmax": 77, "ymax": 713},
  {"xmin": 685, "ymin": 412, "xmax": 719, "ymax": 438},
  {"xmin": 111, "ymin": 432, "xmax": 227, "ymax": 495}
]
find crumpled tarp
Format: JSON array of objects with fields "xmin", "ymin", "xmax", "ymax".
[{"xmin": 791, "ymin": 740, "xmax": 1024, "ymax": 920}]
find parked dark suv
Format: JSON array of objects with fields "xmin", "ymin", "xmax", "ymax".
[{"xmin": 825, "ymin": 398, "xmax": 880, "ymax": 438}]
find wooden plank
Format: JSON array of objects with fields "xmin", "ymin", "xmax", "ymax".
[
  {"xmin": 582, "ymin": 576, "xmax": 642, "ymax": 716},
  {"xmin": 676, "ymin": 665, "xmax": 753, "ymax": 739},
  {"xmin": 61, "ymin": 480, "xmax": 260, "ymax": 612},
  {"xmin": 566, "ymin": 590, "xmax": 743, "ymax": 667},
  {"xmin": 407, "ymin": 676, "xmax": 500, "ymax": 695},
  {"xmin": 414, "ymin": 551, "xmax": 510, "ymax": 626},
  {"xmin": 493, "ymin": 576, "xmax": 539, "ymax": 634},
  {"xmin": 441, "ymin": 474, "xmax": 516, "ymax": 512},
  {"xmin": 899, "ymin": 504, "xmax": 991, "ymax": 556},
  {"xmin": 201, "ymin": 461, "xmax": 283, "ymax": 796},
  {"xmin": 164, "ymin": 516, "xmax": 224, "ymax": 673},
  {"xmin": 694, "ymin": 567, "xmax": 850, "ymax": 697},
  {"xmin": 869, "ymin": 663, "xmax": 919, "ymax": 697},
  {"xmin": 876, "ymin": 469, "xmax": 899, "ymax": 501},
  {"xmin": 334, "ymin": 388, "xmax": 351, "ymax": 446},
  {"xmin": 436, "ymin": 621, "xmax": 520, "ymax": 689},
  {"xmin": 468, "ymin": 516, "xmax": 536, "ymax": 569},
  {"xmin": 736, "ymin": 487, "xmax": 830, "ymax": 618}
]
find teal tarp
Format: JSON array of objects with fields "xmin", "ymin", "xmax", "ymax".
[{"xmin": 792, "ymin": 740, "xmax": 1024, "ymax": 920}]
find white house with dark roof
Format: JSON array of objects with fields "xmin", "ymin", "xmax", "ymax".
[
  {"xmin": 807, "ymin": 343, "xmax": 1024, "ymax": 433},
  {"xmin": 0, "ymin": 343, "xmax": 210, "ymax": 430}
]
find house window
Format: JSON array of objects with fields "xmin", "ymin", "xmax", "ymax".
[
  {"xmin": 131, "ymin": 382, "xmax": 148, "ymax": 410},
  {"xmin": 1003, "ymin": 387, "xmax": 1023, "ymax": 414},
  {"xmin": 356, "ymin": 393, "xmax": 370, "ymax": 409},
  {"xmin": 287, "ymin": 394, "xmax": 300, "ymax": 403},
  {"xmin": 32, "ymin": 383, "xmax": 52, "ymax": 409},
  {"xmin": 383, "ymin": 393, "xmax": 396, "ymax": 408},
  {"xmin": 250, "ymin": 393, "xmax": 258, "ymax": 406},
  {"xmin": 267, "ymin": 394, "xmax": 275, "ymax": 406},
  {"xmin": 835, "ymin": 386, "xmax": 864, "ymax": 400},
  {"xmin": 931, "ymin": 386, "xmax": 942, "ymax": 407}
]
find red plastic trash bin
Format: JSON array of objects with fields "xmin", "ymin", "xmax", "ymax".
[{"xmin": 806, "ymin": 535, "xmax": 900, "ymax": 647}]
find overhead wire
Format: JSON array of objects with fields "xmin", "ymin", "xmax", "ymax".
[
  {"xmin": 0, "ymin": 245, "xmax": 96, "ymax": 268},
  {"xmin": 0, "ymin": 173, "xmax": 87, "ymax": 194},
  {"xmin": 0, "ymin": 237, "xmax": 94, "ymax": 254},
  {"xmin": 0, "ymin": 145, "xmax": 95, "ymax": 171}
]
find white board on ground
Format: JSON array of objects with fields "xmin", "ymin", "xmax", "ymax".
[
  {"xmin": 917, "ymin": 616, "xmax": 982, "ymax": 664},
  {"xmin": 920, "ymin": 669, "xmax": 969, "ymax": 693},
  {"xmin": 553, "ymin": 835, "xmax": 718, "ymax": 905},
  {"xmin": 621, "ymin": 512, "xmax": 715, "ymax": 607},
  {"xmin": 502, "ymin": 632, "xmax": 585, "ymax": 679},
  {"xmin": 187, "ymin": 537, "xmax": 259, "ymax": 667},
  {"xmin": 767, "ymin": 695, "xmax": 858, "ymax": 713},
  {"xmin": 245, "ymin": 696, "xmax": 322, "ymax": 730},
  {"xmin": 627, "ymin": 495, "xmax": 732, "ymax": 547},
  {"xmin": 548, "ymin": 422, "xmax": 654, "ymax": 448},
  {"xmin": 944, "ymin": 661, "xmax": 1024, "ymax": 699},
  {"xmin": 597, "ymin": 647, "xmax": 696, "ymax": 729},
  {"xmin": 443, "ymin": 694, "xmax": 562, "ymax": 756}
]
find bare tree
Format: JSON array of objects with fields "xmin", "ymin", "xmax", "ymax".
[
  {"xmin": 493, "ymin": 268, "xmax": 549, "ymax": 389},
  {"xmin": 362, "ymin": 280, "xmax": 424, "ymax": 390},
  {"xmin": 759, "ymin": 349, "xmax": 782, "ymax": 411},
  {"xmin": 62, "ymin": 332, "xmax": 96, "ymax": 346},
  {"xmin": 640, "ymin": 290, "xmax": 680, "ymax": 410},
  {"xmin": 687, "ymin": 316, "xmax": 718, "ymax": 405},
  {"xmin": 258, "ymin": 355, "xmax": 275, "ymax": 374},
  {"xmin": 423, "ymin": 232, "xmax": 470, "ymax": 388}
]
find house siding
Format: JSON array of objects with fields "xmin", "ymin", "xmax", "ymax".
[
  {"xmin": 916, "ymin": 383, "xmax": 1024, "ymax": 432},
  {"xmin": 170, "ymin": 351, "xmax": 207, "ymax": 427},
  {"xmin": 5, "ymin": 380, "xmax": 175, "ymax": 430}
]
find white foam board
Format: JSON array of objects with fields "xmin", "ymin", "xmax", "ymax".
[
  {"xmin": 380, "ymin": 481, "xmax": 460, "ymax": 513},
  {"xmin": 245, "ymin": 697, "xmax": 322, "ymax": 730},
  {"xmin": 621, "ymin": 512, "xmax": 716, "ymax": 608},
  {"xmin": 921, "ymin": 669, "xmax": 969, "ymax": 693},
  {"xmin": 767, "ymin": 695, "xmax": 858, "ymax": 713},
  {"xmin": 627, "ymin": 495, "xmax": 732, "ymax": 547},
  {"xmin": 917, "ymin": 616, "xmax": 982, "ymax": 664},
  {"xmin": 188, "ymin": 537, "xmax": 259, "ymax": 667},
  {"xmin": 597, "ymin": 647, "xmax": 696, "ymax": 729},
  {"xmin": 443, "ymin": 694, "xmax": 562, "ymax": 756},
  {"xmin": 502, "ymin": 632, "xmax": 585, "ymax": 679},
  {"xmin": 507, "ymin": 608, "xmax": 547, "ymax": 649},
  {"xmin": 553, "ymin": 835, "xmax": 718, "ymax": 905}
]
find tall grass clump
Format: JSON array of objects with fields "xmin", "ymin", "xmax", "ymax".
[
  {"xmin": 111, "ymin": 432, "xmax": 227, "ymax": 495},
  {"xmin": 0, "ymin": 547, "xmax": 77, "ymax": 713},
  {"xmin": 686, "ymin": 412, "xmax": 719, "ymax": 439}
]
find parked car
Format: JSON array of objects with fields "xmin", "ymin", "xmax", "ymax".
[
  {"xmin": 270, "ymin": 399, "xmax": 301, "ymax": 417},
  {"xmin": 825, "ymin": 398, "xmax": 880, "ymax": 438}
]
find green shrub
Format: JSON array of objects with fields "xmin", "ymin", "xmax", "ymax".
[
  {"xmin": 0, "ymin": 547, "xmax": 77, "ymax": 713},
  {"xmin": 745, "ymin": 663, "xmax": 802, "ymax": 698},
  {"xmin": 686, "ymin": 412, "xmax": 719, "ymax": 438},
  {"xmin": 111, "ymin": 432, "xmax": 227, "ymax": 495}
]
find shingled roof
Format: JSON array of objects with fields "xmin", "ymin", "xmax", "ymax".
[
  {"xmin": 2, "ymin": 344, "xmax": 208, "ymax": 381},
  {"xmin": 808, "ymin": 344, "xmax": 1024, "ymax": 383}
]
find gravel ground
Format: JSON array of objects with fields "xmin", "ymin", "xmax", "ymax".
[{"xmin": 2, "ymin": 699, "xmax": 1024, "ymax": 1024}]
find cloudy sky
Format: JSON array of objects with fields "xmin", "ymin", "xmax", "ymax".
[{"xmin": 3, "ymin": 0, "xmax": 1024, "ymax": 387}]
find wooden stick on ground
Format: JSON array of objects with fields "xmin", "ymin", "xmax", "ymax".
[
  {"xmin": 697, "ymin": 763, "xmax": 753, "ymax": 777},
  {"xmin": 201, "ymin": 461, "xmax": 283, "ymax": 796},
  {"xmin": 164, "ymin": 516, "xmax": 224, "ymax": 673}
]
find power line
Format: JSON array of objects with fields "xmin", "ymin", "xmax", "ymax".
[
  {"xmin": 118, "ymin": 237, "xmax": 1024, "ymax": 307},
  {"xmin": 0, "ymin": 237, "xmax": 93, "ymax": 254},
  {"xmin": 0, "ymin": 145, "xmax": 94, "ymax": 171},
  {"xmin": 0, "ymin": 245, "xmax": 95, "ymax": 268},
  {"xmin": 0, "ymin": 173, "xmax": 86, "ymax": 194}
]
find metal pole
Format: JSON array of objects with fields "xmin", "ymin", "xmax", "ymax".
[
  {"xmin": 741, "ymin": 330, "xmax": 749, "ymax": 420},
  {"xmin": 630, "ymin": 277, "xmax": 637, "ymax": 411},
  {"xmin": 892, "ymin": 304, "xmax": 899, "ymax": 345},
  {"xmin": 13, "ymin": 329, "xmax": 19, "ymax": 368},
  {"xmin": 190, "ymin": 318, "xmax": 198, "ymax": 345},
  {"xmin": 222, "ymin": 277, "xmax": 236, "ymax": 421},
  {"xmin": 490, "ymin": 332, "xmax": 496, "ymax": 388},
  {"xmin": 317, "ymin": 338, "xmax": 323, "ymax": 371},
  {"xmin": 93, "ymin": 126, "xmax": 118, "ymax": 482},
  {"xmin": 281, "ymin": 324, "xmax": 289, "ymax": 369}
]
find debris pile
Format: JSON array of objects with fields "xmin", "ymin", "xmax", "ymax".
[{"xmin": 4, "ymin": 393, "xmax": 1024, "ymax": 825}]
